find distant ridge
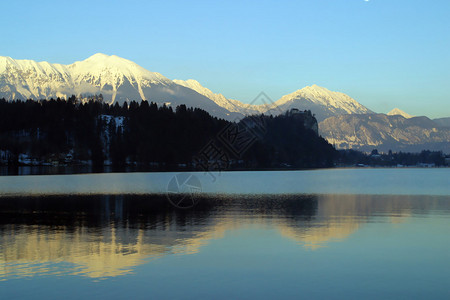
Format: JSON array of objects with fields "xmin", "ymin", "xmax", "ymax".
[
  {"xmin": 387, "ymin": 108, "xmax": 413, "ymax": 119},
  {"xmin": 319, "ymin": 114, "xmax": 450, "ymax": 152}
]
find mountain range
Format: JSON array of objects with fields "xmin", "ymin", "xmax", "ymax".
[
  {"xmin": 0, "ymin": 54, "xmax": 242, "ymax": 120},
  {"xmin": 0, "ymin": 53, "xmax": 372, "ymax": 122},
  {"xmin": 0, "ymin": 53, "xmax": 448, "ymax": 153},
  {"xmin": 319, "ymin": 114, "xmax": 450, "ymax": 153}
]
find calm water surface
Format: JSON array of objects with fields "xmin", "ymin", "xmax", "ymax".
[
  {"xmin": 0, "ymin": 168, "xmax": 449, "ymax": 196},
  {"xmin": 0, "ymin": 169, "xmax": 449, "ymax": 299}
]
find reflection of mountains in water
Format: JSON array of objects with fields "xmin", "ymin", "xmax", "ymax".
[{"xmin": 0, "ymin": 194, "xmax": 448, "ymax": 279}]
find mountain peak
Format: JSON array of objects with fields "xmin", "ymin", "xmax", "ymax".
[
  {"xmin": 87, "ymin": 53, "xmax": 110, "ymax": 59},
  {"xmin": 387, "ymin": 108, "xmax": 413, "ymax": 118},
  {"xmin": 272, "ymin": 85, "xmax": 372, "ymax": 121},
  {"xmin": 83, "ymin": 53, "xmax": 130, "ymax": 64},
  {"xmin": 76, "ymin": 53, "xmax": 136, "ymax": 67},
  {"xmin": 68, "ymin": 53, "xmax": 168, "ymax": 85},
  {"xmin": 305, "ymin": 84, "xmax": 327, "ymax": 90},
  {"xmin": 301, "ymin": 84, "xmax": 343, "ymax": 96}
]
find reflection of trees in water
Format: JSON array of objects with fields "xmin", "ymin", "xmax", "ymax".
[
  {"xmin": 0, "ymin": 195, "xmax": 220, "ymax": 279},
  {"xmin": 0, "ymin": 194, "xmax": 448, "ymax": 278},
  {"xmin": 0, "ymin": 194, "xmax": 319, "ymax": 279},
  {"xmin": 0, "ymin": 194, "xmax": 318, "ymax": 228}
]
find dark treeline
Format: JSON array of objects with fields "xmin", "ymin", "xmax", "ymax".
[
  {"xmin": 338, "ymin": 149, "xmax": 447, "ymax": 167},
  {"xmin": 242, "ymin": 113, "xmax": 336, "ymax": 168},
  {"xmin": 0, "ymin": 97, "xmax": 337, "ymax": 170}
]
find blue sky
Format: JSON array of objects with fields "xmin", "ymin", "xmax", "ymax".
[{"xmin": 2, "ymin": 0, "xmax": 449, "ymax": 118}]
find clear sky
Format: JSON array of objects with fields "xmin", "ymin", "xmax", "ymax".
[{"xmin": 2, "ymin": 0, "xmax": 449, "ymax": 118}]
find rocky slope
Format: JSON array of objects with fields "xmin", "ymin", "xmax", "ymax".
[{"xmin": 319, "ymin": 114, "xmax": 450, "ymax": 152}]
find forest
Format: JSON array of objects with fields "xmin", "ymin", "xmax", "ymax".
[{"xmin": 0, "ymin": 97, "xmax": 338, "ymax": 171}]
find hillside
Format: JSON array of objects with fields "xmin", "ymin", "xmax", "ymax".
[{"xmin": 319, "ymin": 114, "xmax": 450, "ymax": 152}]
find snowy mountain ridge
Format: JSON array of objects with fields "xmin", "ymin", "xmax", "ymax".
[
  {"xmin": 0, "ymin": 53, "xmax": 373, "ymax": 121},
  {"xmin": 173, "ymin": 79, "xmax": 265, "ymax": 115},
  {"xmin": 69, "ymin": 53, "xmax": 171, "ymax": 103},
  {"xmin": 0, "ymin": 54, "xmax": 246, "ymax": 120},
  {"xmin": 271, "ymin": 84, "xmax": 373, "ymax": 121},
  {"xmin": 276, "ymin": 84, "xmax": 359, "ymax": 110},
  {"xmin": 0, "ymin": 53, "xmax": 172, "ymax": 104}
]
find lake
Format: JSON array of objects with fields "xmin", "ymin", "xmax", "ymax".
[{"xmin": 0, "ymin": 169, "xmax": 449, "ymax": 299}]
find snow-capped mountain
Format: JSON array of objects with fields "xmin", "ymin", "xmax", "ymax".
[
  {"xmin": 173, "ymin": 79, "xmax": 264, "ymax": 115},
  {"xmin": 172, "ymin": 80, "xmax": 372, "ymax": 121},
  {"xmin": 270, "ymin": 85, "xmax": 373, "ymax": 122},
  {"xmin": 0, "ymin": 54, "xmax": 374, "ymax": 122},
  {"xmin": 68, "ymin": 53, "xmax": 171, "ymax": 103},
  {"xmin": 387, "ymin": 108, "xmax": 413, "ymax": 119},
  {"xmin": 0, "ymin": 54, "xmax": 241, "ymax": 120}
]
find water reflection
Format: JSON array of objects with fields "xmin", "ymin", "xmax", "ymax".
[
  {"xmin": 0, "ymin": 165, "xmax": 150, "ymax": 176},
  {"xmin": 0, "ymin": 194, "xmax": 448, "ymax": 280}
]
